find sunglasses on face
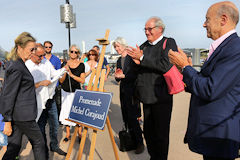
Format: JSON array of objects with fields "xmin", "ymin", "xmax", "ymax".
[
  {"xmin": 30, "ymin": 48, "xmax": 37, "ymax": 52},
  {"xmin": 35, "ymin": 54, "xmax": 46, "ymax": 59},
  {"xmin": 89, "ymin": 54, "xmax": 96, "ymax": 56},
  {"xmin": 70, "ymin": 50, "xmax": 79, "ymax": 54},
  {"xmin": 44, "ymin": 46, "xmax": 52, "ymax": 49}
]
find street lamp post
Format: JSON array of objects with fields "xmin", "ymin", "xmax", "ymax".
[
  {"xmin": 66, "ymin": 0, "xmax": 71, "ymax": 49},
  {"xmin": 60, "ymin": 0, "xmax": 76, "ymax": 50},
  {"xmin": 60, "ymin": 0, "xmax": 77, "ymax": 92}
]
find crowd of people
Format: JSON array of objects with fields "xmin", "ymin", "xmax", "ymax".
[
  {"xmin": 0, "ymin": 35, "xmax": 111, "ymax": 159},
  {"xmin": 0, "ymin": 1, "xmax": 240, "ymax": 160}
]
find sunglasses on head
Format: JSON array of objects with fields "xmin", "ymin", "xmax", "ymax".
[
  {"xmin": 70, "ymin": 50, "xmax": 79, "ymax": 54},
  {"xmin": 45, "ymin": 46, "xmax": 52, "ymax": 49}
]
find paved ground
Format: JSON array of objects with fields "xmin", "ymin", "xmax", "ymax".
[{"xmin": 0, "ymin": 74, "xmax": 237, "ymax": 160}]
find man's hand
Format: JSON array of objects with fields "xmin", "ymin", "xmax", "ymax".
[
  {"xmin": 168, "ymin": 47, "xmax": 191, "ymax": 69},
  {"xmin": 126, "ymin": 45, "xmax": 142, "ymax": 65},
  {"xmin": 3, "ymin": 122, "xmax": 12, "ymax": 136},
  {"xmin": 40, "ymin": 80, "xmax": 51, "ymax": 86},
  {"xmin": 64, "ymin": 65, "xmax": 70, "ymax": 72}
]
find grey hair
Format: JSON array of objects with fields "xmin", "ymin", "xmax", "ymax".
[
  {"xmin": 217, "ymin": 3, "xmax": 239, "ymax": 25},
  {"xmin": 69, "ymin": 44, "xmax": 81, "ymax": 55},
  {"xmin": 113, "ymin": 37, "xmax": 128, "ymax": 48},
  {"xmin": 147, "ymin": 16, "xmax": 165, "ymax": 33}
]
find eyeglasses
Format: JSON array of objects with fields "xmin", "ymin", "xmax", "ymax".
[
  {"xmin": 30, "ymin": 48, "xmax": 37, "ymax": 52},
  {"xmin": 89, "ymin": 54, "xmax": 96, "ymax": 56},
  {"xmin": 70, "ymin": 50, "xmax": 79, "ymax": 54},
  {"xmin": 44, "ymin": 46, "xmax": 52, "ymax": 49},
  {"xmin": 143, "ymin": 26, "xmax": 157, "ymax": 32},
  {"xmin": 35, "ymin": 54, "xmax": 46, "ymax": 58}
]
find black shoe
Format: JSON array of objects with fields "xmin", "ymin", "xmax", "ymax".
[
  {"xmin": 50, "ymin": 147, "xmax": 67, "ymax": 156},
  {"xmin": 135, "ymin": 144, "xmax": 144, "ymax": 154}
]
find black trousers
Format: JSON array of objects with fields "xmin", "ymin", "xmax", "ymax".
[
  {"xmin": 120, "ymin": 85, "xmax": 143, "ymax": 145},
  {"xmin": 143, "ymin": 100, "xmax": 173, "ymax": 160},
  {"xmin": 203, "ymin": 155, "xmax": 234, "ymax": 160},
  {"xmin": 3, "ymin": 120, "xmax": 46, "ymax": 160}
]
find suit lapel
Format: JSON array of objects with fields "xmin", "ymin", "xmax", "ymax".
[{"xmin": 201, "ymin": 33, "xmax": 238, "ymax": 70}]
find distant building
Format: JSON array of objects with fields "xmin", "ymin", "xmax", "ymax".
[{"xmin": 0, "ymin": 46, "xmax": 6, "ymax": 60}]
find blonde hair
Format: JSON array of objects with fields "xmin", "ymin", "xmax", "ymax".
[{"xmin": 7, "ymin": 32, "xmax": 36, "ymax": 61}]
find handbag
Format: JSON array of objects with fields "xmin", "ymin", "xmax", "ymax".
[
  {"xmin": 119, "ymin": 125, "xmax": 136, "ymax": 152},
  {"xmin": 163, "ymin": 39, "xmax": 185, "ymax": 95}
]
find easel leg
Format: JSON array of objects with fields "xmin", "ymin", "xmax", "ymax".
[
  {"xmin": 106, "ymin": 116, "xmax": 120, "ymax": 160},
  {"xmin": 77, "ymin": 127, "xmax": 88, "ymax": 160},
  {"xmin": 88, "ymin": 130, "xmax": 98, "ymax": 160},
  {"xmin": 65, "ymin": 125, "xmax": 79, "ymax": 160}
]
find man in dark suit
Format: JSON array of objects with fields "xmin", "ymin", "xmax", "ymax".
[
  {"xmin": 169, "ymin": 1, "xmax": 240, "ymax": 160},
  {"xmin": 127, "ymin": 17, "xmax": 178, "ymax": 160}
]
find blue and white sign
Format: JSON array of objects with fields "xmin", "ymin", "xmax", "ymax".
[{"xmin": 68, "ymin": 89, "xmax": 113, "ymax": 130}]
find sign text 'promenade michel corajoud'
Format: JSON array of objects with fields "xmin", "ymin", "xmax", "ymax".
[{"xmin": 68, "ymin": 89, "xmax": 113, "ymax": 130}]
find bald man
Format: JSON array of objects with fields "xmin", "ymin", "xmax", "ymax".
[
  {"xmin": 169, "ymin": 1, "xmax": 240, "ymax": 160},
  {"xmin": 25, "ymin": 43, "xmax": 67, "ymax": 158}
]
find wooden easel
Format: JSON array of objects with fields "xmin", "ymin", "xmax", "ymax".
[{"xmin": 65, "ymin": 29, "xmax": 119, "ymax": 160}]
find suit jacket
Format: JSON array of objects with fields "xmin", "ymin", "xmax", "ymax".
[
  {"xmin": 0, "ymin": 58, "xmax": 37, "ymax": 122},
  {"xmin": 183, "ymin": 33, "xmax": 240, "ymax": 158},
  {"xmin": 135, "ymin": 37, "xmax": 177, "ymax": 104}
]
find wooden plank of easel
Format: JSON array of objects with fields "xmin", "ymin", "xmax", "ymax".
[
  {"xmin": 77, "ymin": 127, "xmax": 88, "ymax": 160},
  {"xmin": 99, "ymin": 69, "xmax": 106, "ymax": 92},
  {"xmin": 65, "ymin": 125, "xmax": 79, "ymax": 160},
  {"xmin": 86, "ymin": 68, "xmax": 96, "ymax": 91},
  {"xmin": 93, "ymin": 29, "xmax": 110, "ymax": 91},
  {"xmin": 88, "ymin": 130, "xmax": 98, "ymax": 160},
  {"xmin": 106, "ymin": 116, "xmax": 120, "ymax": 160},
  {"xmin": 88, "ymin": 66, "xmax": 106, "ymax": 160}
]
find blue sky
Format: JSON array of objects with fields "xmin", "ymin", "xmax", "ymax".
[{"xmin": 0, "ymin": 0, "xmax": 240, "ymax": 53}]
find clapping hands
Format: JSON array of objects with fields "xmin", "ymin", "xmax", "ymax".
[{"xmin": 115, "ymin": 69, "xmax": 125, "ymax": 79}]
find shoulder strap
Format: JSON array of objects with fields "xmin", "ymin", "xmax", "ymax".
[{"xmin": 163, "ymin": 38, "xmax": 168, "ymax": 50}]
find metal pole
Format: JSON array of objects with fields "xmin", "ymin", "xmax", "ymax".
[
  {"xmin": 66, "ymin": 0, "xmax": 71, "ymax": 49},
  {"xmin": 65, "ymin": 0, "xmax": 72, "ymax": 92},
  {"xmin": 68, "ymin": 23, "xmax": 71, "ymax": 49}
]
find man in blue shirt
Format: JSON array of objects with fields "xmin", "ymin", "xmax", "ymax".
[
  {"xmin": 92, "ymin": 45, "xmax": 110, "ymax": 81},
  {"xmin": 36, "ymin": 41, "xmax": 66, "ymax": 157}
]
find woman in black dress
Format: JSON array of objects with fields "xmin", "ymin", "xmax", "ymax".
[{"xmin": 59, "ymin": 44, "xmax": 85, "ymax": 142}]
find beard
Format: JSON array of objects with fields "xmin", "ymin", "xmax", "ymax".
[{"xmin": 45, "ymin": 50, "xmax": 51, "ymax": 54}]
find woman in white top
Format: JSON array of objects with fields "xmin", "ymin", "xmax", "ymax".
[{"xmin": 83, "ymin": 49, "xmax": 98, "ymax": 89}]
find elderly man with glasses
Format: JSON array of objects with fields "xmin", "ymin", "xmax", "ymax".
[{"xmin": 127, "ymin": 16, "xmax": 178, "ymax": 160}]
